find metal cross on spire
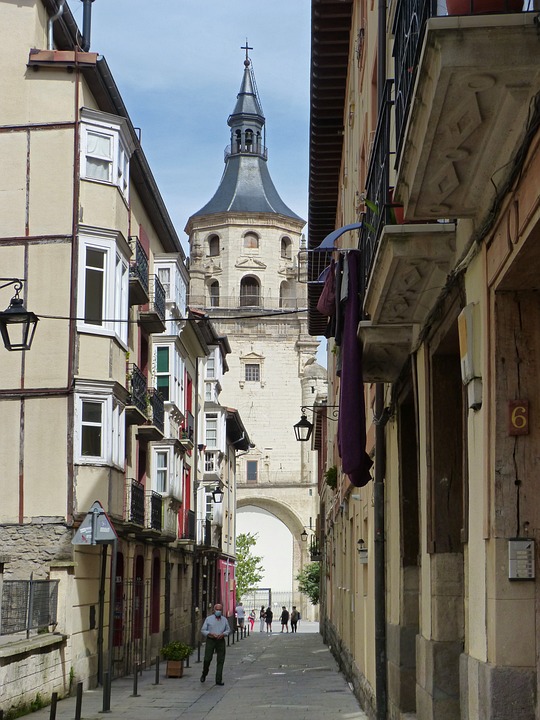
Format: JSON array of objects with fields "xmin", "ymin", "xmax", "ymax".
[{"xmin": 241, "ymin": 39, "xmax": 253, "ymax": 65}]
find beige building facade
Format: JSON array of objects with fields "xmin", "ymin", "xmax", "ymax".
[
  {"xmin": 308, "ymin": 0, "xmax": 540, "ymax": 718},
  {"xmin": 0, "ymin": 2, "xmax": 247, "ymax": 713}
]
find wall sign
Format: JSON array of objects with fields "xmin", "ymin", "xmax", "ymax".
[{"xmin": 508, "ymin": 400, "xmax": 529, "ymax": 436}]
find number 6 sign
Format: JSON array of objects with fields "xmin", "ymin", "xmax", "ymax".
[{"xmin": 508, "ymin": 400, "xmax": 529, "ymax": 436}]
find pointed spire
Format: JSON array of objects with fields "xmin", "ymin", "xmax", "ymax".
[{"xmin": 185, "ymin": 46, "xmax": 304, "ymax": 226}]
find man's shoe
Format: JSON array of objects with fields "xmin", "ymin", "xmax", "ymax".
[
  {"xmin": 200, "ymin": 673, "xmax": 207, "ymax": 683},
  {"xmin": 216, "ymin": 681, "xmax": 224, "ymax": 686}
]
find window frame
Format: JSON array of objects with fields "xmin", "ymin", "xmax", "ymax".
[
  {"xmin": 80, "ymin": 107, "xmax": 134, "ymax": 200},
  {"xmin": 75, "ymin": 386, "xmax": 125, "ymax": 467},
  {"xmin": 245, "ymin": 364, "xmax": 260, "ymax": 382},
  {"xmin": 77, "ymin": 229, "xmax": 130, "ymax": 346},
  {"xmin": 246, "ymin": 460, "xmax": 258, "ymax": 484}
]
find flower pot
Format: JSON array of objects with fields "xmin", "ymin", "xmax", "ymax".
[
  {"xmin": 166, "ymin": 659, "xmax": 184, "ymax": 678},
  {"xmin": 446, "ymin": 0, "xmax": 523, "ymax": 14}
]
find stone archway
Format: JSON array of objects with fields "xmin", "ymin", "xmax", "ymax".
[{"xmin": 237, "ymin": 493, "xmax": 317, "ymax": 621}]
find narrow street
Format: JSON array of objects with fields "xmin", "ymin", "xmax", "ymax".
[{"xmin": 29, "ymin": 623, "xmax": 367, "ymax": 720}]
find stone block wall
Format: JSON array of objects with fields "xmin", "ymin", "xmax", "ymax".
[
  {"xmin": 0, "ymin": 521, "xmax": 73, "ymax": 579},
  {"xmin": 0, "ymin": 635, "xmax": 72, "ymax": 716}
]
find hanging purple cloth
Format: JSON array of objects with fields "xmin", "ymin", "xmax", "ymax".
[{"xmin": 337, "ymin": 250, "xmax": 373, "ymax": 487}]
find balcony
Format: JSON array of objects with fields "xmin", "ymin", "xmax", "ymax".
[
  {"xmin": 179, "ymin": 411, "xmax": 194, "ymax": 451},
  {"xmin": 129, "ymin": 236, "xmax": 149, "ymax": 306},
  {"xmin": 125, "ymin": 363, "xmax": 148, "ymax": 426},
  {"xmin": 203, "ymin": 450, "xmax": 223, "ymax": 483},
  {"xmin": 126, "ymin": 479, "xmax": 145, "ymax": 527},
  {"xmin": 137, "ymin": 388, "xmax": 164, "ymax": 441},
  {"xmin": 358, "ymin": 82, "xmax": 457, "ymax": 382},
  {"xmin": 393, "ymin": 3, "xmax": 540, "ymax": 221},
  {"xmin": 144, "ymin": 491, "xmax": 162, "ymax": 535},
  {"xmin": 139, "ymin": 275, "xmax": 166, "ymax": 334},
  {"xmin": 179, "ymin": 509, "xmax": 196, "ymax": 542}
]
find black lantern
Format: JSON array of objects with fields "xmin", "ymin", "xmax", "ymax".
[
  {"xmin": 300, "ymin": 529, "xmax": 308, "ymax": 542},
  {"xmin": 212, "ymin": 486, "xmax": 224, "ymax": 503},
  {"xmin": 293, "ymin": 413, "xmax": 313, "ymax": 443},
  {"xmin": 0, "ymin": 281, "xmax": 39, "ymax": 351}
]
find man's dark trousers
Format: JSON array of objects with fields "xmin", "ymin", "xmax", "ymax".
[{"xmin": 202, "ymin": 637, "xmax": 226, "ymax": 683}]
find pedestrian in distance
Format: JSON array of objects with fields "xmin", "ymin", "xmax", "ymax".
[
  {"xmin": 200, "ymin": 603, "xmax": 231, "ymax": 686},
  {"xmin": 290, "ymin": 606, "xmax": 299, "ymax": 633},
  {"xmin": 248, "ymin": 608, "xmax": 256, "ymax": 631},
  {"xmin": 280, "ymin": 606, "xmax": 290, "ymax": 633},
  {"xmin": 259, "ymin": 605, "xmax": 266, "ymax": 632},
  {"xmin": 265, "ymin": 606, "xmax": 273, "ymax": 633},
  {"xmin": 235, "ymin": 601, "xmax": 246, "ymax": 631}
]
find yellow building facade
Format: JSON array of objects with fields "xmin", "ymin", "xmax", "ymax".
[{"xmin": 308, "ymin": 0, "xmax": 540, "ymax": 718}]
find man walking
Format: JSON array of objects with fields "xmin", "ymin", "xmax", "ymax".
[
  {"xmin": 235, "ymin": 601, "xmax": 245, "ymax": 631},
  {"xmin": 200, "ymin": 603, "xmax": 231, "ymax": 686}
]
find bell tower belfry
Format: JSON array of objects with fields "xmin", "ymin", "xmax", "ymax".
[{"xmin": 185, "ymin": 47, "xmax": 320, "ymax": 613}]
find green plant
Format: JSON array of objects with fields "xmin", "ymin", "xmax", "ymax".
[
  {"xmin": 235, "ymin": 532, "xmax": 264, "ymax": 600},
  {"xmin": 296, "ymin": 562, "xmax": 321, "ymax": 605},
  {"xmin": 161, "ymin": 641, "xmax": 193, "ymax": 661},
  {"xmin": 324, "ymin": 465, "xmax": 338, "ymax": 490},
  {"xmin": 69, "ymin": 666, "xmax": 75, "ymax": 692},
  {"xmin": 30, "ymin": 694, "xmax": 46, "ymax": 713}
]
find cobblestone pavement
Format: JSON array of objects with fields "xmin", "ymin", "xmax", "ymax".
[{"xmin": 29, "ymin": 622, "xmax": 368, "ymax": 720}]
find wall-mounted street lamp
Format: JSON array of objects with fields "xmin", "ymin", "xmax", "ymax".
[
  {"xmin": 300, "ymin": 529, "xmax": 308, "ymax": 542},
  {"xmin": 293, "ymin": 405, "xmax": 339, "ymax": 442},
  {"xmin": 212, "ymin": 486, "xmax": 224, "ymax": 503},
  {"xmin": 0, "ymin": 278, "xmax": 39, "ymax": 351}
]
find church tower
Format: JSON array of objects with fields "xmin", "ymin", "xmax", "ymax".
[{"xmin": 186, "ymin": 48, "xmax": 320, "ymax": 612}]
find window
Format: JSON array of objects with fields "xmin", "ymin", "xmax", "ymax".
[
  {"xmin": 205, "ymin": 490, "xmax": 214, "ymax": 521},
  {"xmin": 154, "ymin": 345, "xmax": 184, "ymax": 409},
  {"xmin": 78, "ymin": 232, "xmax": 129, "ymax": 345},
  {"xmin": 279, "ymin": 281, "xmax": 295, "ymax": 309},
  {"xmin": 243, "ymin": 232, "xmax": 259, "ymax": 249},
  {"xmin": 81, "ymin": 400, "xmax": 103, "ymax": 457},
  {"xmin": 209, "ymin": 280, "xmax": 219, "ymax": 307},
  {"xmin": 81, "ymin": 108, "xmax": 134, "ymax": 199},
  {"xmin": 208, "ymin": 235, "xmax": 220, "ymax": 256},
  {"xmin": 246, "ymin": 461, "xmax": 258, "ymax": 484},
  {"xmin": 155, "ymin": 450, "xmax": 168, "ymax": 493},
  {"xmin": 206, "ymin": 353, "xmax": 215, "ymax": 379},
  {"xmin": 240, "ymin": 276, "xmax": 260, "ymax": 307},
  {"xmin": 245, "ymin": 364, "xmax": 260, "ymax": 382},
  {"xmin": 156, "ymin": 347, "xmax": 170, "ymax": 401},
  {"xmin": 76, "ymin": 389, "xmax": 125, "ymax": 466},
  {"xmin": 281, "ymin": 236, "xmax": 292, "ymax": 259},
  {"xmin": 157, "ymin": 267, "xmax": 170, "ymax": 299},
  {"xmin": 205, "ymin": 414, "xmax": 218, "ymax": 449}
]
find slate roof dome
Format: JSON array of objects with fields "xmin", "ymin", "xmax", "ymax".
[{"xmin": 187, "ymin": 53, "xmax": 303, "ymax": 223}]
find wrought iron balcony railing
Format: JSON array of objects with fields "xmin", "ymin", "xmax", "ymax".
[
  {"xmin": 148, "ymin": 388, "xmax": 164, "ymax": 434},
  {"xmin": 128, "ymin": 479, "xmax": 145, "ymax": 526},
  {"xmin": 127, "ymin": 363, "xmax": 147, "ymax": 415},
  {"xmin": 147, "ymin": 491, "xmax": 162, "ymax": 532},
  {"xmin": 129, "ymin": 236, "xmax": 149, "ymax": 291},
  {"xmin": 358, "ymin": 80, "xmax": 395, "ymax": 300},
  {"xmin": 149, "ymin": 274, "xmax": 166, "ymax": 322}
]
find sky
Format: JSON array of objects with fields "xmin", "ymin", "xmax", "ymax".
[{"xmin": 79, "ymin": 0, "xmax": 311, "ymax": 255}]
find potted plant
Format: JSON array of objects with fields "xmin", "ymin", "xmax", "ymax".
[{"xmin": 162, "ymin": 641, "xmax": 193, "ymax": 678}]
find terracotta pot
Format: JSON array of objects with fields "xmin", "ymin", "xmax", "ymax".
[
  {"xmin": 166, "ymin": 660, "xmax": 184, "ymax": 678},
  {"xmin": 446, "ymin": 0, "xmax": 523, "ymax": 15}
]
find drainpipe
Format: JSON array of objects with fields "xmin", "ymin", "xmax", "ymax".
[
  {"xmin": 81, "ymin": 0, "xmax": 96, "ymax": 52},
  {"xmin": 375, "ymin": 0, "xmax": 388, "ymax": 716},
  {"xmin": 47, "ymin": 0, "xmax": 65, "ymax": 50},
  {"xmin": 374, "ymin": 385, "xmax": 388, "ymax": 719}
]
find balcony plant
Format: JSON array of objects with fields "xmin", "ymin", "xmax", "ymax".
[
  {"xmin": 324, "ymin": 465, "xmax": 338, "ymax": 490},
  {"xmin": 162, "ymin": 641, "xmax": 193, "ymax": 678}
]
